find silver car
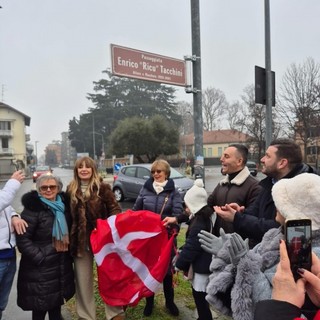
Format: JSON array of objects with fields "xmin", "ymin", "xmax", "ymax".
[{"xmin": 112, "ymin": 163, "xmax": 194, "ymax": 202}]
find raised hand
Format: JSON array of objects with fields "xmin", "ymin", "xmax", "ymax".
[
  {"xmin": 198, "ymin": 228, "xmax": 226, "ymax": 255},
  {"xmin": 227, "ymin": 233, "xmax": 249, "ymax": 266}
]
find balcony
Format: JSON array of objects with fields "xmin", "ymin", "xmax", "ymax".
[
  {"xmin": 0, "ymin": 148, "xmax": 13, "ymax": 156},
  {"xmin": 0, "ymin": 130, "xmax": 13, "ymax": 137}
]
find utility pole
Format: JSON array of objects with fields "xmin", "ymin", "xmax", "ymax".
[
  {"xmin": 35, "ymin": 141, "xmax": 39, "ymax": 165},
  {"xmin": 265, "ymin": 0, "xmax": 273, "ymax": 147},
  {"xmin": 190, "ymin": 0, "xmax": 204, "ymax": 182}
]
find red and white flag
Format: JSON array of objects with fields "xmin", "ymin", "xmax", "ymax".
[{"xmin": 90, "ymin": 210, "xmax": 174, "ymax": 306}]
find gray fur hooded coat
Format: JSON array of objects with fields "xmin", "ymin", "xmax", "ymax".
[
  {"xmin": 206, "ymin": 227, "xmax": 320, "ymax": 320},
  {"xmin": 206, "ymin": 228, "xmax": 283, "ymax": 320}
]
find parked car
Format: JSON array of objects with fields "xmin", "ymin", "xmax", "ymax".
[
  {"xmin": 32, "ymin": 165, "xmax": 53, "ymax": 182},
  {"xmin": 220, "ymin": 160, "xmax": 258, "ymax": 176},
  {"xmin": 113, "ymin": 164, "xmax": 194, "ymax": 202},
  {"xmin": 246, "ymin": 160, "xmax": 258, "ymax": 176}
]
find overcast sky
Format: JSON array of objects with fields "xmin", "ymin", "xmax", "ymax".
[{"xmin": 0, "ymin": 0, "xmax": 319, "ymax": 156}]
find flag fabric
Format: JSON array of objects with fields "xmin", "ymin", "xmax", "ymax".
[{"xmin": 90, "ymin": 209, "xmax": 175, "ymax": 306}]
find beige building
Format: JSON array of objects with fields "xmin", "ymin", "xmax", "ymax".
[
  {"xmin": 180, "ymin": 129, "xmax": 255, "ymax": 159},
  {"xmin": 0, "ymin": 102, "xmax": 31, "ymax": 177}
]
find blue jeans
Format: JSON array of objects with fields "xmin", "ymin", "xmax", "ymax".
[{"xmin": 0, "ymin": 254, "xmax": 16, "ymax": 316}]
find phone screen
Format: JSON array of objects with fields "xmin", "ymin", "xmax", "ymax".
[{"xmin": 285, "ymin": 219, "xmax": 312, "ymax": 280}]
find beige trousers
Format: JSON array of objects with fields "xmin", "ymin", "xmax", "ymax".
[{"xmin": 74, "ymin": 250, "xmax": 124, "ymax": 320}]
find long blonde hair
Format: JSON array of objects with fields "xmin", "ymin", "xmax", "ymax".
[{"xmin": 68, "ymin": 156, "xmax": 102, "ymax": 203}]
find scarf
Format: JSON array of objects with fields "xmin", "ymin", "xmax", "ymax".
[
  {"xmin": 39, "ymin": 194, "xmax": 69, "ymax": 252},
  {"xmin": 153, "ymin": 180, "xmax": 168, "ymax": 194}
]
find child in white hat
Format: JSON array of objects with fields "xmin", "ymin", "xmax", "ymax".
[{"xmin": 175, "ymin": 179, "xmax": 216, "ymax": 320}]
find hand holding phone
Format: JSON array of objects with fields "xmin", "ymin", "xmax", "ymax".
[{"xmin": 285, "ymin": 219, "xmax": 312, "ymax": 280}]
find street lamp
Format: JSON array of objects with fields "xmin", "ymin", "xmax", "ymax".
[{"xmin": 35, "ymin": 141, "xmax": 39, "ymax": 165}]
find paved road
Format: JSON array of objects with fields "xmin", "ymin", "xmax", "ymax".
[{"xmin": 2, "ymin": 166, "xmax": 265, "ymax": 319}]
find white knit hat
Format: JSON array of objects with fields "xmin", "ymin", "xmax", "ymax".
[
  {"xmin": 184, "ymin": 179, "xmax": 208, "ymax": 214},
  {"xmin": 271, "ymin": 173, "xmax": 320, "ymax": 231}
]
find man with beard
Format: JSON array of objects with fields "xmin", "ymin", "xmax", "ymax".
[{"xmin": 209, "ymin": 138, "xmax": 319, "ymax": 246}]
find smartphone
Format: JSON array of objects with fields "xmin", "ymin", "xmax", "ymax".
[{"xmin": 285, "ymin": 219, "xmax": 312, "ymax": 280}]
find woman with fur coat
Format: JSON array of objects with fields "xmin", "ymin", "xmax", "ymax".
[
  {"xmin": 200, "ymin": 173, "xmax": 320, "ymax": 320},
  {"xmin": 67, "ymin": 156, "xmax": 124, "ymax": 320}
]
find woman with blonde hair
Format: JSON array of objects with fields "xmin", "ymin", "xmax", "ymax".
[{"xmin": 67, "ymin": 156, "xmax": 125, "ymax": 320}]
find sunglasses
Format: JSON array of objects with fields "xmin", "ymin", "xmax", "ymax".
[
  {"xmin": 40, "ymin": 185, "xmax": 58, "ymax": 192},
  {"xmin": 151, "ymin": 170, "xmax": 163, "ymax": 174}
]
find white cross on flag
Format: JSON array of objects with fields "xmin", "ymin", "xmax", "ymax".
[{"xmin": 90, "ymin": 210, "xmax": 174, "ymax": 306}]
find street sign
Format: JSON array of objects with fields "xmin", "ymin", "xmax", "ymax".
[
  {"xmin": 255, "ymin": 65, "xmax": 276, "ymax": 106},
  {"xmin": 111, "ymin": 44, "xmax": 186, "ymax": 87}
]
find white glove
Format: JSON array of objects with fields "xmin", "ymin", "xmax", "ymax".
[{"xmin": 198, "ymin": 228, "xmax": 227, "ymax": 255}]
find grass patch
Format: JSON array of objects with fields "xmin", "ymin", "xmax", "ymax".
[{"xmin": 66, "ymin": 227, "xmax": 195, "ymax": 319}]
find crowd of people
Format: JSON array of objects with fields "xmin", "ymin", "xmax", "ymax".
[{"xmin": 1, "ymin": 138, "xmax": 320, "ymax": 320}]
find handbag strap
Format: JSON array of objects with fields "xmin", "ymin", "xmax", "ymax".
[{"xmin": 159, "ymin": 193, "xmax": 170, "ymax": 218}]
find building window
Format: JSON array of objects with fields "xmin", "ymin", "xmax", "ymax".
[
  {"xmin": 208, "ymin": 148, "xmax": 213, "ymax": 157},
  {"xmin": 203, "ymin": 148, "xmax": 207, "ymax": 157},
  {"xmin": 1, "ymin": 137, "xmax": 9, "ymax": 149},
  {"xmin": 218, "ymin": 147, "xmax": 223, "ymax": 157},
  {"xmin": 0, "ymin": 121, "xmax": 11, "ymax": 130}
]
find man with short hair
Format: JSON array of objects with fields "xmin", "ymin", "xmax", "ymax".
[
  {"xmin": 208, "ymin": 144, "xmax": 261, "ymax": 236},
  {"xmin": 214, "ymin": 138, "xmax": 318, "ymax": 245},
  {"xmin": 0, "ymin": 170, "xmax": 27, "ymax": 320}
]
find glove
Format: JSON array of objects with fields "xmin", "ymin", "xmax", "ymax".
[
  {"xmin": 198, "ymin": 228, "xmax": 227, "ymax": 255},
  {"xmin": 227, "ymin": 233, "xmax": 249, "ymax": 266}
]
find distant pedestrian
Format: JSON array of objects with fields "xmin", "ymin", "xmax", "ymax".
[{"xmin": 0, "ymin": 170, "xmax": 26, "ymax": 320}]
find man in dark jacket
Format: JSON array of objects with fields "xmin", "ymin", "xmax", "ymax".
[
  {"xmin": 214, "ymin": 138, "xmax": 319, "ymax": 245},
  {"xmin": 207, "ymin": 144, "xmax": 261, "ymax": 237}
]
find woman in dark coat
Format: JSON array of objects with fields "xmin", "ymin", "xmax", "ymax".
[
  {"xmin": 133, "ymin": 159, "xmax": 184, "ymax": 317},
  {"xmin": 16, "ymin": 174, "xmax": 75, "ymax": 320}
]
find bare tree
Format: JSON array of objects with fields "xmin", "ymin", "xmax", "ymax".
[
  {"xmin": 176, "ymin": 100, "xmax": 193, "ymax": 135},
  {"xmin": 227, "ymin": 101, "xmax": 246, "ymax": 131},
  {"xmin": 202, "ymin": 87, "xmax": 227, "ymax": 130},
  {"xmin": 277, "ymin": 57, "xmax": 320, "ymax": 160},
  {"xmin": 237, "ymin": 85, "xmax": 280, "ymax": 161}
]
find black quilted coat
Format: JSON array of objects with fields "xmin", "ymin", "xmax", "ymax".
[{"xmin": 16, "ymin": 191, "xmax": 75, "ymax": 311}]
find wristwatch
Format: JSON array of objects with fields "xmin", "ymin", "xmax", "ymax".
[{"xmin": 11, "ymin": 214, "xmax": 20, "ymax": 219}]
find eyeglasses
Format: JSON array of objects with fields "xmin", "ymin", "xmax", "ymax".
[
  {"xmin": 151, "ymin": 170, "xmax": 163, "ymax": 174},
  {"xmin": 40, "ymin": 185, "xmax": 58, "ymax": 192}
]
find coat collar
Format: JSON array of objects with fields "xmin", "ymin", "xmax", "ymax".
[{"xmin": 219, "ymin": 166, "xmax": 251, "ymax": 186}]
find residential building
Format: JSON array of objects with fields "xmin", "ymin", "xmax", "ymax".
[
  {"xmin": 179, "ymin": 129, "xmax": 256, "ymax": 165},
  {"xmin": 0, "ymin": 102, "xmax": 31, "ymax": 178},
  {"xmin": 0, "ymin": 102, "xmax": 31, "ymax": 177}
]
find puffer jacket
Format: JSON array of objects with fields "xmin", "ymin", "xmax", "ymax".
[
  {"xmin": 133, "ymin": 178, "xmax": 183, "ymax": 219},
  {"xmin": 68, "ymin": 182, "xmax": 122, "ymax": 257},
  {"xmin": 175, "ymin": 206, "xmax": 215, "ymax": 274},
  {"xmin": 233, "ymin": 163, "xmax": 319, "ymax": 245},
  {"xmin": 16, "ymin": 191, "xmax": 75, "ymax": 311},
  {"xmin": 0, "ymin": 178, "xmax": 21, "ymax": 250}
]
